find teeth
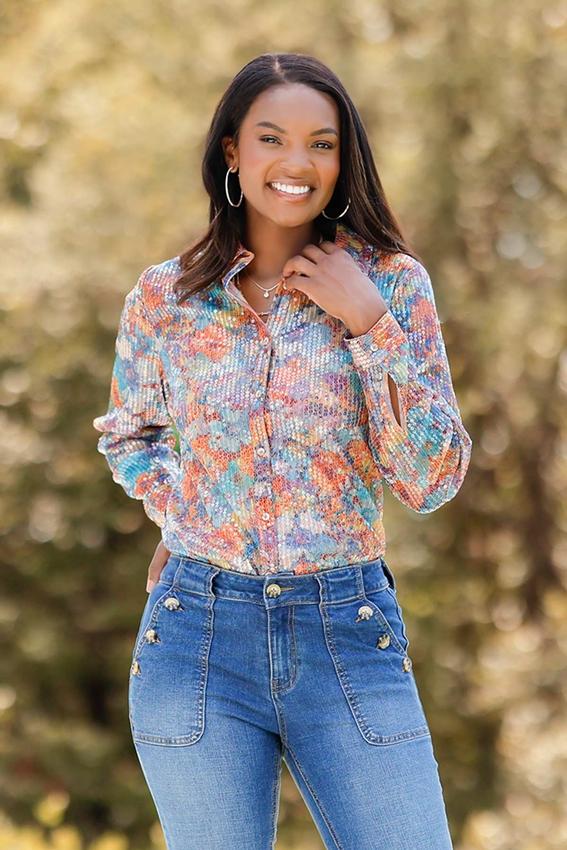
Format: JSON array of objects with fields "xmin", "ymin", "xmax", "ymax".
[{"xmin": 270, "ymin": 182, "xmax": 311, "ymax": 195}]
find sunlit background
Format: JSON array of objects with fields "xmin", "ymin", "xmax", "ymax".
[{"xmin": 1, "ymin": 1, "xmax": 566, "ymax": 848}]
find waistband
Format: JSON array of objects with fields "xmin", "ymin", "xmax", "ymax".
[{"xmin": 158, "ymin": 554, "xmax": 397, "ymax": 606}]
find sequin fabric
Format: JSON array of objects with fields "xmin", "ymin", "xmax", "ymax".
[{"xmin": 93, "ymin": 221, "xmax": 472, "ymax": 575}]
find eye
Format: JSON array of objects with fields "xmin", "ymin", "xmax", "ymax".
[{"xmin": 259, "ymin": 136, "xmax": 333, "ymax": 150}]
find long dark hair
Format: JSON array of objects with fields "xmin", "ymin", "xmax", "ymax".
[{"xmin": 174, "ymin": 52, "xmax": 422, "ymax": 304}]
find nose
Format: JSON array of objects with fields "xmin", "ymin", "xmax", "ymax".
[{"xmin": 278, "ymin": 148, "xmax": 316, "ymax": 171}]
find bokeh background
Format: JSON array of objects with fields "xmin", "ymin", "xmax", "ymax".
[{"xmin": 1, "ymin": 2, "xmax": 566, "ymax": 849}]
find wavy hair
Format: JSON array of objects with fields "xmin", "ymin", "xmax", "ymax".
[{"xmin": 173, "ymin": 52, "xmax": 422, "ymax": 304}]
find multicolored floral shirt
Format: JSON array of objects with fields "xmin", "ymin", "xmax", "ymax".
[{"xmin": 93, "ymin": 221, "xmax": 472, "ymax": 575}]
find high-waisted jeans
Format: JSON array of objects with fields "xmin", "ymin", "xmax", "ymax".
[{"xmin": 128, "ymin": 554, "xmax": 454, "ymax": 850}]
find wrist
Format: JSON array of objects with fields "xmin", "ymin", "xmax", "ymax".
[{"xmin": 342, "ymin": 290, "xmax": 389, "ymax": 337}]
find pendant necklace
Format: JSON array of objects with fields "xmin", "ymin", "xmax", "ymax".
[{"xmin": 236, "ymin": 270, "xmax": 287, "ymax": 317}]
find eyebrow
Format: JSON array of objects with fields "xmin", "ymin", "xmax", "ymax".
[{"xmin": 255, "ymin": 121, "xmax": 338, "ymax": 137}]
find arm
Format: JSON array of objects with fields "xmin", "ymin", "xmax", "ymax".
[
  {"xmin": 92, "ymin": 266, "xmax": 181, "ymax": 528},
  {"xmin": 343, "ymin": 257, "xmax": 473, "ymax": 513}
]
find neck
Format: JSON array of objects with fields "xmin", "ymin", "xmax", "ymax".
[{"xmin": 240, "ymin": 214, "xmax": 323, "ymax": 284}]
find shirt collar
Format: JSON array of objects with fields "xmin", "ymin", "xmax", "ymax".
[{"xmin": 221, "ymin": 220, "xmax": 351, "ymax": 289}]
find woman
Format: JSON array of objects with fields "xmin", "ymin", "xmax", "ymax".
[{"xmin": 93, "ymin": 52, "xmax": 472, "ymax": 850}]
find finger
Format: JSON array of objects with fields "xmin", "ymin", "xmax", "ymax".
[
  {"xmin": 295, "ymin": 239, "xmax": 339, "ymax": 266},
  {"xmin": 281, "ymin": 254, "xmax": 316, "ymax": 279},
  {"xmin": 148, "ymin": 561, "xmax": 165, "ymax": 585},
  {"xmin": 299, "ymin": 243, "xmax": 327, "ymax": 262},
  {"xmin": 318, "ymin": 239, "xmax": 339, "ymax": 254},
  {"xmin": 147, "ymin": 546, "xmax": 170, "ymax": 587}
]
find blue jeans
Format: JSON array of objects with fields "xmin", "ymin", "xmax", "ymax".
[{"xmin": 128, "ymin": 554, "xmax": 454, "ymax": 850}]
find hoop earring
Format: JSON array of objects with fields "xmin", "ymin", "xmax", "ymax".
[
  {"xmin": 321, "ymin": 196, "xmax": 351, "ymax": 220},
  {"xmin": 225, "ymin": 166, "xmax": 243, "ymax": 208}
]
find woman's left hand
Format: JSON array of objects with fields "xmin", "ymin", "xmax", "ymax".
[{"xmin": 280, "ymin": 240, "xmax": 389, "ymax": 335}]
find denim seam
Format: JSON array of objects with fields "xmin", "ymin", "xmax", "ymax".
[
  {"xmin": 269, "ymin": 740, "xmax": 283, "ymax": 849},
  {"xmin": 131, "ymin": 586, "xmax": 178, "ymax": 665},
  {"xmin": 386, "ymin": 586, "xmax": 410, "ymax": 651},
  {"xmin": 270, "ymin": 692, "xmax": 289, "ymax": 750},
  {"xmin": 132, "ymin": 739, "xmax": 176, "ymax": 849},
  {"xmin": 272, "ymin": 604, "xmax": 298, "ymax": 695},
  {"xmin": 362, "ymin": 596, "xmax": 407, "ymax": 657},
  {"xmin": 283, "ymin": 742, "xmax": 344, "ymax": 850}
]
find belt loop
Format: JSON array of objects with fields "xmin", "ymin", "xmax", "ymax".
[
  {"xmin": 171, "ymin": 559, "xmax": 186, "ymax": 589},
  {"xmin": 207, "ymin": 565, "xmax": 222, "ymax": 598}
]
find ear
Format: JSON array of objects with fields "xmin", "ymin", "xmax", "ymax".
[{"xmin": 221, "ymin": 136, "xmax": 237, "ymax": 169}]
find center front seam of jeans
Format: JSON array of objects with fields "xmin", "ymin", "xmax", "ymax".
[{"xmin": 283, "ymin": 743, "xmax": 345, "ymax": 850}]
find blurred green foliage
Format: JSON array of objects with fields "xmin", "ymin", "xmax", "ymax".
[{"xmin": 1, "ymin": 0, "xmax": 566, "ymax": 848}]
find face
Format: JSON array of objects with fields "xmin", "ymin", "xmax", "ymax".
[{"xmin": 222, "ymin": 83, "xmax": 341, "ymax": 228}]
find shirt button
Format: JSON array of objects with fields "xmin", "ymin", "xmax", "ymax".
[
  {"xmin": 254, "ymin": 388, "xmax": 263, "ymax": 397},
  {"xmin": 261, "ymin": 511, "xmax": 271, "ymax": 521},
  {"xmin": 256, "ymin": 445, "xmax": 266, "ymax": 456},
  {"xmin": 260, "ymin": 338, "xmax": 270, "ymax": 347},
  {"xmin": 370, "ymin": 342, "xmax": 379, "ymax": 351}
]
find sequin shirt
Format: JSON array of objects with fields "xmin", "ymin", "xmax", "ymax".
[{"xmin": 93, "ymin": 222, "xmax": 472, "ymax": 575}]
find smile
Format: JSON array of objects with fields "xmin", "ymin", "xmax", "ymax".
[{"xmin": 267, "ymin": 182, "xmax": 315, "ymax": 201}]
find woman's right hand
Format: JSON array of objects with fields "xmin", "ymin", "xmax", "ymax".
[{"xmin": 146, "ymin": 539, "xmax": 171, "ymax": 593}]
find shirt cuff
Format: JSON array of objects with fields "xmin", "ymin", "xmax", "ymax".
[
  {"xmin": 343, "ymin": 309, "xmax": 412, "ymax": 387},
  {"xmin": 142, "ymin": 480, "xmax": 174, "ymax": 529}
]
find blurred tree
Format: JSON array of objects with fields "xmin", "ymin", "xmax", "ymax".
[{"xmin": 0, "ymin": 0, "xmax": 565, "ymax": 848}]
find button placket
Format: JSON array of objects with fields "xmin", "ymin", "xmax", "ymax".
[{"xmin": 253, "ymin": 335, "xmax": 277, "ymax": 537}]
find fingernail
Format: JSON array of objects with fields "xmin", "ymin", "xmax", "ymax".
[{"xmin": 146, "ymin": 579, "xmax": 156, "ymax": 593}]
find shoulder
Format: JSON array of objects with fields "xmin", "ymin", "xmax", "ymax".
[
  {"xmin": 134, "ymin": 255, "xmax": 182, "ymax": 320},
  {"xmin": 338, "ymin": 224, "xmax": 430, "ymax": 290},
  {"xmin": 372, "ymin": 248, "xmax": 429, "ymax": 281},
  {"xmin": 355, "ymin": 242, "xmax": 431, "ymax": 307}
]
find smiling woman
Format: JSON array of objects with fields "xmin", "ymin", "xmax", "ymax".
[
  {"xmin": 93, "ymin": 51, "xmax": 471, "ymax": 850},
  {"xmin": 258, "ymin": 118, "xmax": 337, "ymax": 199},
  {"xmin": 222, "ymin": 82, "xmax": 343, "ymax": 262}
]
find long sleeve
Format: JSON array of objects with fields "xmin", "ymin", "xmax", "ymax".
[
  {"xmin": 343, "ymin": 257, "xmax": 472, "ymax": 513},
  {"xmin": 93, "ymin": 266, "xmax": 181, "ymax": 528}
]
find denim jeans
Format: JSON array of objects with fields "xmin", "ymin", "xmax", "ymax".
[{"xmin": 128, "ymin": 554, "xmax": 454, "ymax": 850}]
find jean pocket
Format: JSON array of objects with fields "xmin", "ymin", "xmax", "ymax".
[
  {"xmin": 128, "ymin": 586, "xmax": 215, "ymax": 746},
  {"xmin": 320, "ymin": 589, "xmax": 430, "ymax": 745}
]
